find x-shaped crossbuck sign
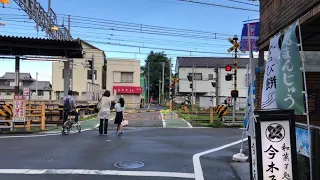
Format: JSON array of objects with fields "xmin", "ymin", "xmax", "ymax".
[{"xmin": 227, "ymin": 37, "xmax": 246, "ymax": 54}]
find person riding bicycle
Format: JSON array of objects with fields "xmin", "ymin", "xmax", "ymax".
[{"xmin": 63, "ymin": 90, "xmax": 79, "ymax": 126}]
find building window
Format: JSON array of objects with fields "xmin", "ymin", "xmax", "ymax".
[
  {"xmin": 208, "ymin": 74, "xmax": 214, "ymax": 80},
  {"xmin": 188, "ymin": 73, "xmax": 202, "ymax": 80},
  {"xmin": 38, "ymin": 91, "xmax": 44, "ymax": 96},
  {"xmin": 62, "ymin": 69, "xmax": 64, "ymax": 79},
  {"xmin": 87, "ymin": 70, "xmax": 97, "ymax": 80},
  {"xmin": 121, "ymin": 72, "xmax": 134, "ymax": 83}
]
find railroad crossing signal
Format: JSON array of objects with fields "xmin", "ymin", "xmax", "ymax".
[{"xmin": 227, "ymin": 37, "xmax": 246, "ymax": 54}]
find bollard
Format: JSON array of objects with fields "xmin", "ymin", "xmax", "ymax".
[
  {"xmin": 210, "ymin": 107, "xmax": 214, "ymax": 124},
  {"xmin": 26, "ymin": 120, "xmax": 31, "ymax": 132},
  {"xmin": 40, "ymin": 104, "xmax": 45, "ymax": 131}
]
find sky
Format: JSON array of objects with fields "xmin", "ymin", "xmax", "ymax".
[{"xmin": 0, "ymin": 0, "xmax": 260, "ymax": 82}]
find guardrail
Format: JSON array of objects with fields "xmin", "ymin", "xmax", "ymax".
[
  {"xmin": 0, "ymin": 99, "xmax": 144, "ymax": 127},
  {"xmin": 0, "ymin": 102, "xmax": 45, "ymax": 132}
]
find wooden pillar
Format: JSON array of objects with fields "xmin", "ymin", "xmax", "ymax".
[{"xmin": 210, "ymin": 107, "xmax": 214, "ymax": 124}]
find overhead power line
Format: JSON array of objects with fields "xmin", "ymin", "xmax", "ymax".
[{"xmin": 176, "ymin": 0, "xmax": 259, "ymax": 12}]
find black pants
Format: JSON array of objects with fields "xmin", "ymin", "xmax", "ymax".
[
  {"xmin": 63, "ymin": 111, "xmax": 79, "ymax": 123},
  {"xmin": 99, "ymin": 119, "xmax": 108, "ymax": 134}
]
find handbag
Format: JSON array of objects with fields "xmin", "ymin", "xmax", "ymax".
[
  {"xmin": 121, "ymin": 120, "xmax": 128, "ymax": 127},
  {"xmin": 95, "ymin": 97, "xmax": 102, "ymax": 113}
]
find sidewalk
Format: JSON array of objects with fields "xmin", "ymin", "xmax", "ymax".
[
  {"xmin": 230, "ymin": 162, "xmax": 250, "ymax": 180},
  {"xmin": 161, "ymin": 111, "xmax": 192, "ymax": 128}
]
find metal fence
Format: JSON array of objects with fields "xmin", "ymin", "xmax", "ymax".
[{"xmin": 295, "ymin": 122, "xmax": 320, "ymax": 180}]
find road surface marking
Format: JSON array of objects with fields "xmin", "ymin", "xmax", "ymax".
[
  {"xmin": 172, "ymin": 112, "xmax": 192, "ymax": 128},
  {"xmin": 182, "ymin": 118, "xmax": 193, "ymax": 127},
  {"xmin": 0, "ymin": 169, "xmax": 195, "ymax": 178},
  {"xmin": 160, "ymin": 112, "xmax": 166, "ymax": 127},
  {"xmin": 193, "ymin": 138, "xmax": 248, "ymax": 180}
]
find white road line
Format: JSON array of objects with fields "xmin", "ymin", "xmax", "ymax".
[
  {"xmin": 193, "ymin": 138, "xmax": 248, "ymax": 180},
  {"xmin": 172, "ymin": 112, "xmax": 192, "ymax": 128},
  {"xmin": 0, "ymin": 169, "xmax": 195, "ymax": 179},
  {"xmin": 182, "ymin": 118, "xmax": 193, "ymax": 128},
  {"xmin": 160, "ymin": 112, "xmax": 166, "ymax": 128}
]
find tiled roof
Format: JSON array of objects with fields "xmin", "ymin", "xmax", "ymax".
[
  {"xmin": 176, "ymin": 57, "xmax": 258, "ymax": 68},
  {"xmin": 0, "ymin": 72, "xmax": 34, "ymax": 80}
]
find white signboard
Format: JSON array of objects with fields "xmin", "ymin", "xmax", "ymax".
[
  {"xmin": 13, "ymin": 95, "xmax": 26, "ymax": 123},
  {"xmin": 23, "ymin": 88, "xmax": 30, "ymax": 96},
  {"xmin": 260, "ymin": 121, "xmax": 293, "ymax": 180},
  {"xmin": 261, "ymin": 33, "xmax": 281, "ymax": 109}
]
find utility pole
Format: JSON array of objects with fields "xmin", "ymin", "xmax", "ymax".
[
  {"xmin": 147, "ymin": 62, "xmax": 150, "ymax": 105},
  {"xmin": 169, "ymin": 59, "xmax": 172, "ymax": 99},
  {"xmin": 162, "ymin": 62, "xmax": 165, "ymax": 105},
  {"xmin": 233, "ymin": 35, "xmax": 239, "ymax": 122},
  {"xmin": 192, "ymin": 63, "xmax": 195, "ymax": 109},
  {"xmin": 36, "ymin": 72, "xmax": 38, "ymax": 96},
  {"xmin": 158, "ymin": 79, "xmax": 161, "ymax": 105},
  {"xmin": 215, "ymin": 65, "xmax": 219, "ymax": 106},
  {"xmin": 91, "ymin": 55, "xmax": 95, "ymax": 101}
]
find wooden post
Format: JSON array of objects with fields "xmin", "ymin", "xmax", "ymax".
[
  {"xmin": 210, "ymin": 107, "xmax": 214, "ymax": 124},
  {"xmin": 41, "ymin": 103, "xmax": 45, "ymax": 131},
  {"xmin": 26, "ymin": 120, "xmax": 31, "ymax": 132}
]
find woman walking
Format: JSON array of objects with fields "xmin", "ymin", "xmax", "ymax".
[
  {"xmin": 114, "ymin": 97, "xmax": 125, "ymax": 135},
  {"xmin": 97, "ymin": 90, "xmax": 111, "ymax": 135}
]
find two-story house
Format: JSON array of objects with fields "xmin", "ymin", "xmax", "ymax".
[
  {"xmin": 0, "ymin": 72, "xmax": 51, "ymax": 99},
  {"xmin": 176, "ymin": 57, "xmax": 258, "ymax": 108},
  {"xmin": 107, "ymin": 59, "xmax": 142, "ymax": 109}
]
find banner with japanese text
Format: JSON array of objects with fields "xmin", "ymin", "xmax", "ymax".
[
  {"xmin": 261, "ymin": 33, "xmax": 281, "ymax": 109},
  {"xmin": 276, "ymin": 23, "xmax": 304, "ymax": 115},
  {"xmin": 240, "ymin": 22, "xmax": 260, "ymax": 52}
]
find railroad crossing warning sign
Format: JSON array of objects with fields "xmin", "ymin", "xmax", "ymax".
[{"xmin": 227, "ymin": 37, "xmax": 246, "ymax": 54}]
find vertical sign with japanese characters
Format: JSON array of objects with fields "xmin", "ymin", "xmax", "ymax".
[
  {"xmin": 261, "ymin": 121, "xmax": 293, "ymax": 179},
  {"xmin": 276, "ymin": 23, "xmax": 304, "ymax": 115},
  {"xmin": 13, "ymin": 95, "xmax": 26, "ymax": 122},
  {"xmin": 255, "ymin": 109, "xmax": 297, "ymax": 180},
  {"xmin": 261, "ymin": 33, "xmax": 281, "ymax": 109}
]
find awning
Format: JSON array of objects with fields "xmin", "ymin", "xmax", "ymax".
[{"xmin": 113, "ymin": 86, "xmax": 142, "ymax": 94}]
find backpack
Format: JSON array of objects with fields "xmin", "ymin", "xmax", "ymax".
[{"xmin": 64, "ymin": 97, "xmax": 72, "ymax": 112}]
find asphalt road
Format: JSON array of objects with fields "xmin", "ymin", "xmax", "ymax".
[{"xmin": 0, "ymin": 111, "xmax": 247, "ymax": 180}]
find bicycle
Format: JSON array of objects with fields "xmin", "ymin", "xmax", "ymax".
[{"xmin": 62, "ymin": 109, "xmax": 81, "ymax": 135}]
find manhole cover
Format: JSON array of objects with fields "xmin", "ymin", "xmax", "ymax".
[{"xmin": 114, "ymin": 161, "xmax": 145, "ymax": 169}]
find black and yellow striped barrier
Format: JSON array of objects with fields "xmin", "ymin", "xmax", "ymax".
[
  {"xmin": 0, "ymin": 104, "xmax": 13, "ymax": 119},
  {"xmin": 215, "ymin": 105, "xmax": 228, "ymax": 118}
]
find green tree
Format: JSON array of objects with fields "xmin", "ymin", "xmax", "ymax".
[{"xmin": 143, "ymin": 51, "xmax": 171, "ymax": 102}]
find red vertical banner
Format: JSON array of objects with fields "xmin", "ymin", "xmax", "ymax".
[{"xmin": 13, "ymin": 95, "xmax": 26, "ymax": 122}]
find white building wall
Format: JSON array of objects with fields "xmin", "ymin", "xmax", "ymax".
[
  {"xmin": 178, "ymin": 67, "xmax": 248, "ymax": 97},
  {"xmin": 178, "ymin": 67, "xmax": 216, "ymax": 93}
]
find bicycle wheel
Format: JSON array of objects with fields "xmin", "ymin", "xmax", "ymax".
[
  {"xmin": 77, "ymin": 124, "xmax": 81, "ymax": 132},
  {"xmin": 62, "ymin": 121, "xmax": 68, "ymax": 135},
  {"xmin": 63, "ymin": 121, "xmax": 71, "ymax": 135}
]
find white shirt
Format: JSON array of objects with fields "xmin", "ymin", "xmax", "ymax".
[
  {"xmin": 114, "ymin": 103, "xmax": 124, "ymax": 112},
  {"xmin": 98, "ymin": 97, "xmax": 111, "ymax": 119}
]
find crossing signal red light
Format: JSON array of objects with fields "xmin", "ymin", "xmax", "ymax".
[
  {"xmin": 231, "ymin": 90, "xmax": 238, "ymax": 98},
  {"xmin": 225, "ymin": 65, "xmax": 232, "ymax": 71}
]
